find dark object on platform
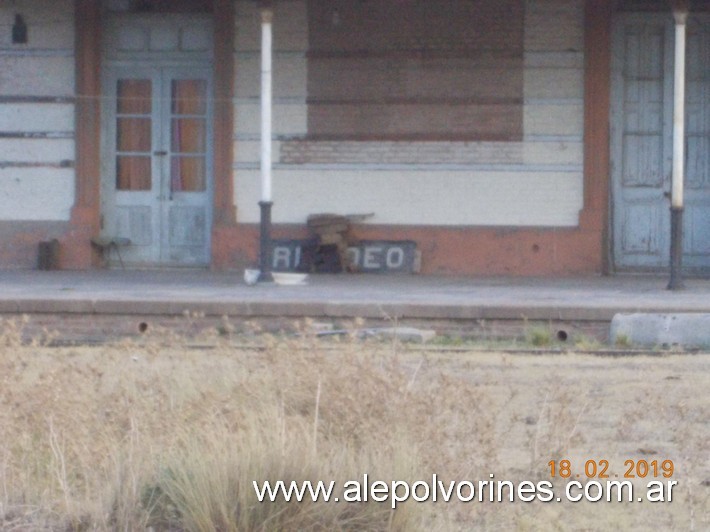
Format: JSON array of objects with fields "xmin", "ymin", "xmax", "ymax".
[
  {"xmin": 306, "ymin": 213, "xmax": 353, "ymax": 273},
  {"xmin": 13, "ymin": 14, "xmax": 28, "ymax": 44},
  {"xmin": 38, "ymin": 239, "xmax": 59, "ymax": 270},
  {"xmin": 294, "ymin": 239, "xmax": 343, "ymax": 273},
  {"xmin": 312, "ymin": 244, "xmax": 343, "ymax": 273}
]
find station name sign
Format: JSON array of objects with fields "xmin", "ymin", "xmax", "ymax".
[{"xmin": 272, "ymin": 239, "xmax": 419, "ymax": 274}]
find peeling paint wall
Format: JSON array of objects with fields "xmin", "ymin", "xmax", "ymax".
[
  {"xmin": 0, "ymin": 0, "xmax": 75, "ymax": 221},
  {"xmin": 233, "ymin": 0, "xmax": 585, "ymax": 228}
]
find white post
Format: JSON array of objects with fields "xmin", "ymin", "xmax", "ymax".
[
  {"xmin": 260, "ymin": 7, "xmax": 273, "ymax": 203},
  {"xmin": 257, "ymin": 5, "xmax": 274, "ymax": 283},
  {"xmin": 671, "ymin": 9, "xmax": 687, "ymax": 209},
  {"xmin": 668, "ymin": 6, "xmax": 688, "ymax": 290}
]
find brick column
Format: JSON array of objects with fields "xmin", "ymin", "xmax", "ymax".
[
  {"xmin": 210, "ymin": 0, "xmax": 238, "ymax": 269},
  {"xmin": 580, "ymin": 0, "xmax": 614, "ymax": 273},
  {"xmin": 64, "ymin": 0, "xmax": 102, "ymax": 269}
]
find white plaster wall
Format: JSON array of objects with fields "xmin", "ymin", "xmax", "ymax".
[
  {"xmin": 0, "ymin": 138, "xmax": 73, "ymax": 162},
  {"xmin": 0, "ymin": 103, "xmax": 74, "ymax": 131},
  {"xmin": 236, "ymin": 169, "xmax": 584, "ymax": 227},
  {"xmin": 525, "ymin": 104, "xmax": 584, "ymax": 137},
  {"xmin": 234, "ymin": 101, "xmax": 307, "ymax": 137},
  {"xmin": 235, "ymin": 53, "xmax": 308, "ymax": 98},
  {"xmin": 235, "ymin": 0, "xmax": 307, "ymax": 52},
  {"xmin": 0, "ymin": 0, "xmax": 76, "ymax": 222},
  {"xmin": 233, "ymin": 0, "xmax": 586, "ymax": 227},
  {"xmin": 0, "ymin": 0, "xmax": 74, "ymax": 49},
  {"xmin": 521, "ymin": 0, "xmax": 585, "ymax": 222},
  {"xmin": 0, "ymin": 56, "xmax": 74, "ymax": 96},
  {"xmin": 0, "ymin": 168, "xmax": 74, "ymax": 220},
  {"xmin": 234, "ymin": 0, "xmax": 309, "ymax": 147}
]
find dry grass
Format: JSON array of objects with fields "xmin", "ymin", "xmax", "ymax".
[{"xmin": 0, "ymin": 318, "xmax": 708, "ymax": 531}]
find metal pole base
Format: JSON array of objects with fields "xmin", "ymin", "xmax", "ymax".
[
  {"xmin": 258, "ymin": 201, "xmax": 274, "ymax": 283},
  {"xmin": 667, "ymin": 206, "xmax": 684, "ymax": 291}
]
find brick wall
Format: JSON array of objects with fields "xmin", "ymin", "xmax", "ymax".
[
  {"xmin": 306, "ymin": 0, "xmax": 524, "ymax": 141},
  {"xmin": 233, "ymin": 0, "xmax": 584, "ymax": 228},
  {"xmin": 279, "ymin": 141, "xmax": 525, "ymax": 166}
]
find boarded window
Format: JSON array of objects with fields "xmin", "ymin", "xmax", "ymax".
[{"xmin": 306, "ymin": 0, "xmax": 524, "ymax": 141}]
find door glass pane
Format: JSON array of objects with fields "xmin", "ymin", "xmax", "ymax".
[
  {"xmin": 170, "ymin": 79, "xmax": 207, "ymax": 192},
  {"xmin": 171, "ymin": 118, "xmax": 206, "ymax": 153},
  {"xmin": 171, "ymin": 79, "xmax": 207, "ymax": 115},
  {"xmin": 117, "ymin": 118, "xmax": 151, "ymax": 151},
  {"xmin": 117, "ymin": 156, "xmax": 151, "ymax": 190},
  {"xmin": 117, "ymin": 79, "xmax": 152, "ymax": 114},
  {"xmin": 116, "ymin": 78, "xmax": 152, "ymax": 191},
  {"xmin": 171, "ymin": 156, "xmax": 206, "ymax": 192}
]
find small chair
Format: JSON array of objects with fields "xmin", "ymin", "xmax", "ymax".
[{"xmin": 91, "ymin": 237, "xmax": 131, "ymax": 269}]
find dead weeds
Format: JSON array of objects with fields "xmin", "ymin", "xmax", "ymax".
[{"xmin": 0, "ymin": 318, "xmax": 708, "ymax": 530}]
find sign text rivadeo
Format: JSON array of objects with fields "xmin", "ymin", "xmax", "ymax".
[{"xmin": 271, "ymin": 239, "xmax": 419, "ymax": 273}]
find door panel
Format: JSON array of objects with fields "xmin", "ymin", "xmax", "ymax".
[
  {"xmin": 612, "ymin": 14, "xmax": 709, "ymax": 272},
  {"xmin": 159, "ymin": 70, "xmax": 212, "ymax": 264},
  {"xmin": 612, "ymin": 18, "xmax": 672, "ymax": 269},
  {"xmin": 688, "ymin": 207, "xmax": 710, "ymax": 254},
  {"xmin": 102, "ymin": 67, "xmax": 212, "ymax": 267},
  {"xmin": 684, "ymin": 16, "xmax": 710, "ymax": 266},
  {"xmin": 622, "ymin": 135, "xmax": 664, "ymax": 187},
  {"xmin": 103, "ymin": 68, "xmax": 161, "ymax": 265},
  {"xmin": 169, "ymin": 207, "xmax": 207, "ymax": 245},
  {"xmin": 621, "ymin": 201, "xmax": 663, "ymax": 254}
]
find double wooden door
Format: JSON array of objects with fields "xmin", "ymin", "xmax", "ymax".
[
  {"xmin": 102, "ymin": 65, "xmax": 213, "ymax": 267},
  {"xmin": 611, "ymin": 14, "xmax": 709, "ymax": 273}
]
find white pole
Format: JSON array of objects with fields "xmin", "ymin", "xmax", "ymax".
[
  {"xmin": 260, "ymin": 8, "xmax": 273, "ymax": 203},
  {"xmin": 671, "ymin": 10, "xmax": 687, "ymax": 209},
  {"xmin": 667, "ymin": 6, "xmax": 688, "ymax": 290}
]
